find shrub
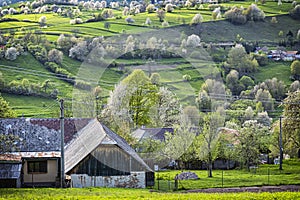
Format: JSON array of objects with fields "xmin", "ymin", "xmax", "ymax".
[
  {"xmin": 145, "ymin": 17, "xmax": 151, "ymax": 26},
  {"xmin": 190, "ymin": 13, "xmax": 203, "ymax": 25},
  {"xmin": 224, "ymin": 6, "xmax": 247, "ymax": 25},
  {"xmin": 291, "ymin": 60, "xmax": 300, "ymax": 80},
  {"xmin": 162, "ymin": 21, "xmax": 169, "ymax": 27},
  {"xmin": 186, "ymin": 34, "xmax": 201, "ymax": 47},
  {"xmin": 245, "ymin": 4, "xmax": 265, "ymax": 21},
  {"xmin": 75, "ymin": 80, "xmax": 92, "ymax": 90},
  {"xmin": 5, "ymin": 47, "xmax": 18, "ymax": 61},
  {"xmin": 183, "ymin": 74, "xmax": 191, "ymax": 81},
  {"xmin": 146, "ymin": 4, "xmax": 155, "ymax": 13},
  {"xmin": 290, "ymin": 5, "xmax": 300, "ymax": 19},
  {"xmin": 165, "ymin": 4, "xmax": 174, "ymax": 12},
  {"xmin": 48, "ymin": 49, "xmax": 63, "ymax": 64},
  {"xmin": 125, "ymin": 17, "xmax": 135, "ymax": 24}
]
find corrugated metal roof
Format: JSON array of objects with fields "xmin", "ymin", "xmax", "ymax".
[
  {"xmin": 0, "ymin": 163, "xmax": 21, "ymax": 179},
  {"xmin": 0, "ymin": 118, "xmax": 93, "ymax": 153},
  {"xmin": 132, "ymin": 128, "xmax": 174, "ymax": 142},
  {"xmin": 0, "ymin": 154, "xmax": 21, "ymax": 162},
  {"xmin": 14, "ymin": 151, "xmax": 61, "ymax": 158},
  {"xmin": 64, "ymin": 119, "xmax": 106, "ymax": 172}
]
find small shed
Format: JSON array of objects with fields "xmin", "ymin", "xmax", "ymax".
[{"xmin": 0, "ymin": 154, "xmax": 22, "ymax": 188}]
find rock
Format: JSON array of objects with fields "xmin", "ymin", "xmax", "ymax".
[{"xmin": 175, "ymin": 172, "xmax": 198, "ymax": 180}]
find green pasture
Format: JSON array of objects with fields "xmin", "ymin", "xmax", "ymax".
[
  {"xmin": 155, "ymin": 159, "xmax": 300, "ymax": 190},
  {"xmin": 254, "ymin": 61, "xmax": 292, "ymax": 86},
  {"xmin": 0, "ymin": 54, "xmax": 75, "ymax": 98},
  {"xmin": 2, "ymin": 93, "xmax": 58, "ymax": 118}
]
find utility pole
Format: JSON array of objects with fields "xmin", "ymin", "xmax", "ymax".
[
  {"xmin": 279, "ymin": 116, "xmax": 283, "ymax": 170},
  {"xmin": 60, "ymin": 99, "xmax": 65, "ymax": 187}
]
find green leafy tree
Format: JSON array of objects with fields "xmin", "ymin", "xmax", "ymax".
[
  {"xmin": 158, "ymin": 118, "xmax": 197, "ymax": 169},
  {"xmin": 237, "ymin": 120, "xmax": 270, "ymax": 170},
  {"xmin": 102, "ymin": 69, "xmax": 158, "ymax": 134},
  {"xmin": 291, "ymin": 60, "xmax": 300, "ymax": 80},
  {"xmin": 190, "ymin": 13, "xmax": 203, "ymax": 25},
  {"xmin": 239, "ymin": 75, "xmax": 254, "ymax": 89},
  {"xmin": 196, "ymin": 90, "xmax": 211, "ymax": 112},
  {"xmin": 198, "ymin": 112, "xmax": 225, "ymax": 177},
  {"xmin": 255, "ymin": 89, "xmax": 274, "ymax": 111},
  {"xmin": 283, "ymin": 90, "xmax": 300, "ymax": 157},
  {"xmin": 150, "ymin": 87, "xmax": 181, "ymax": 127},
  {"xmin": 226, "ymin": 45, "xmax": 258, "ymax": 74},
  {"xmin": 0, "ymin": 94, "xmax": 16, "ymax": 118}
]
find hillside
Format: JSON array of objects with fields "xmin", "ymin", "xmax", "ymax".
[{"xmin": 0, "ymin": 0, "xmax": 299, "ymax": 117}]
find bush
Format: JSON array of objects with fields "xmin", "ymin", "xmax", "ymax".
[
  {"xmin": 290, "ymin": 5, "xmax": 300, "ymax": 19},
  {"xmin": 291, "ymin": 60, "xmax": 300, "ymax": 80},
  {"xmin": 244, "ymin": 4, "xmax": 265, "ymax": 21},
  {"xmin": 224, "ymin": 6, "xmax": 247, "ymax": 25},
  {"xmin": 162, "ymin": 21, "xmax": 169, "ymax": 27},
  {"xmin": 5, "ymin": 47, "xmax": 18, "ymax": 61},
  {"xmin": 251, "ymin": 53, "xmax": 268, "ymax": 66},
  {"xmin": 190, "ymin": 13, "xmax": 203, "ymax": 25},
  {"xmin": 186, "ymin": 34, "xmax": 201, "ymax": 47},
  {"xmin": 146, "ymin": 4, "xmax": 155, "ymax": 13},
  {"xmin": 165, "ymin": 4, "xmax": 174, "ymax": 12},
  {"xmin": 190, "ymin": 51, "xmax": 203, "ymax": 59},
  {"xmin": 125, "ymin": 17, "xmax": 135, "ymax": 24},
  {"xmin": 45, "ymin": 62, "xmax": 75, "ymax": 83},
  {"xmin": 70, "ymin": 18, "xmax": 83, "ymax": 24},
  {"xmin": 48, "ymin": 49, "xmax": 63, "ymax": 64},
  {"xmin": 75, "ymin": 80, "xmax": 92, "ymax": 90}
]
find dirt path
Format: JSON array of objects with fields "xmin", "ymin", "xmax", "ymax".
[{"xmin": 184, "ymin": 185, "xmax": 300, "ymax": 193}]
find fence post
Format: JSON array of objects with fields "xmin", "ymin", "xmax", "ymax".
[
  {"xmin": 222, "ymin": 171, "xmax": 224, "ymax": 188},
  {"xmin": 157, "ymin": 172, "xmax": 159, "ymax": 190},
  {"xmin": 174, "ymin": 174, "xmax": 178, "ymax": 191},
  {"xmin": 267, "ymin": 167, "xmax": 270, "ymax": 185}
]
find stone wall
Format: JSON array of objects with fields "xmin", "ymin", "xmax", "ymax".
[{"xmin": 71, "ymin": 172, "xmax": 146, "ymax": 188}]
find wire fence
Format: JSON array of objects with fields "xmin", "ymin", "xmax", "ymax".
[{"xmin": 153, "ymin": 166, "xmax": 300, "ymax": 191}]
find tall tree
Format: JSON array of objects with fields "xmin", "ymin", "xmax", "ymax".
[
  {"xmin": 198, "ymin": 111, "xmax": 225, "ymax": 177},
  {"xmin": 237, "ymin": 120, "xmax": 270, "ymax": 170},
  {"xmin": 158, "ymin": 116, "xmax": 197, "ymax": 169},
  {"xmin": 102, "ymin": 69, "xmax": 158, "ymax": 133},
  {"xmin": 151, "ymin": 87, "xmax": 181, "ymax": 127},
  {"xmin": 283, "ymin": 90, "xmax": 300, "ymax": 157}
]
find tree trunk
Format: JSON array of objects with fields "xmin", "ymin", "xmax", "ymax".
[{"xmin": 208, "ymin": 152, "xmax": 213, "ymax": 177}]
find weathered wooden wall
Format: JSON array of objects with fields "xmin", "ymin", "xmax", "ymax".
[
  {"xmin": 71, "ymin": 172, "xmax": 146, "ymax": 188},
  {"xmin": 69, "ymin": 144, "xmax": 146, "ymax": 176}
]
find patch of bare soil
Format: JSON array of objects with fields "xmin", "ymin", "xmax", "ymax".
[{"xmin": 184, "ymin": 185, "xmax": 300, "ymax": 193}]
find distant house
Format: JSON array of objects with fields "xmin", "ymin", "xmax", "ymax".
[
  {"xmin": 132, "ymin": 127, "xmax": 174, "ymax": 143},
  {"xmin": 283, "ymin": 51, "xmax": 299, "ymax": 61},
  {"xmin": 0, "ymin": 118, "xmax": 154, "ymax": 188}
]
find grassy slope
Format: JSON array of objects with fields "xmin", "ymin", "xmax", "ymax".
[{"xmin": 1, "ymin": 1, "xmax": 299, "ymax": 116}]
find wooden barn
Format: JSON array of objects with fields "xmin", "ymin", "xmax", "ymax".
[
  {"xmin": 0, "ymin": 118, "xmax": 154, "ymax": 188},
  {"xmin": 65, "ymin": 119, "xmax": 154, "ymax": 188}
]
